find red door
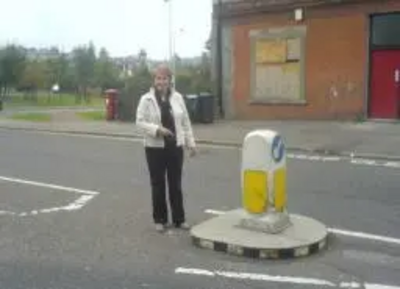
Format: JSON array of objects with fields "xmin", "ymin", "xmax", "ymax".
[{"xmin": 369, "ymin": 50, "xmax": 400, "ymax": 119}]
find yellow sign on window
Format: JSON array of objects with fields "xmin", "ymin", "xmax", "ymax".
[
  {"xmin": 282, "ymin": 62, "xmax": 300, "ymax": 74},
  {"xmin": 255, "ymin": 39, "xmax": 287, "ymax": 64}
]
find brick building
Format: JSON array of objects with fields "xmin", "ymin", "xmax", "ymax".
[{"xmin": 211, "ymin": 0, "xmax": 400, "ymax": 120}]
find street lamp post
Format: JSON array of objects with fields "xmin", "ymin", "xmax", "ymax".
[{"xmin": 164, "ymin": 0, "xmax": 176, "ymax": 87}]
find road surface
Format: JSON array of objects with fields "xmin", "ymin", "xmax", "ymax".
[{"xmin": 0, "ymin": 129, "xmax": 399, "ymax": 289}]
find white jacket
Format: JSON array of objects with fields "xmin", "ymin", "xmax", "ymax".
[{"xmin": 135, "ymin": 88, "xmax": 196, "ymax": 148}]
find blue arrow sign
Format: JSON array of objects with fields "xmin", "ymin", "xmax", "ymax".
[{"xmin": 271, "ymin": 135, "xmax": 285, "ymax": 163}]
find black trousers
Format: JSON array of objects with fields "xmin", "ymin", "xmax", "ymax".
[{"xmin": 145, "ymin": 145, "xmax": 185, "ymax": 225}]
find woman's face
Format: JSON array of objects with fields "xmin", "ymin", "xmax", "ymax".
[{"xmin": 154, "ymin": 74, "xmax": 170, "ymax": 93}]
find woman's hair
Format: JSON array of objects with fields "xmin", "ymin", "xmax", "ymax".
[{"xmin": 153, "ymin": 64, "xmax": 172, "ymax": 78}]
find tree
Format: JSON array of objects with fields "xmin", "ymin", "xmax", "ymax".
[
  {"xmin": 72, "ymin": 42, "xmax": 96, "ymax": 103},
  {"xmin": 126, "ymin": 49, "xmax": 152, "ymax": 101},
  {"xmin": 45, "ymin": 50, "xmax": 69, "ymax": 88},
  {"xmin": 18, "ymin": 60, "xmax": 47, "ymax": 101},
  {"xmin": 0, "ymin": 45, "xmax": 26, "ymax": 99},
  {"xmin": 95, "ymin": 47, "xmax": 120, "ymax": 92},
  {"xmin": 127, "ymin": 64, "xmax": 151, "ymax": 97},
  {"xmin": 138, "ymin": 49, "xmax": 147, "ymax": 67},
  {"xmin": 54, "ymin": 53, "xmax": 71, "ymax": 93},
  {"xmin": 175, "ymin": 73, "xmax": 192, "ymax": 94},
  {"xmin": 120, "ymin": 50, "xmax": 152, "ymax": 121},
  {"xmin": 191, "ymin": 50, "xmax": 212, "ymax": 93}
]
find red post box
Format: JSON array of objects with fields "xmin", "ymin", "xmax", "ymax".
[{"xmin": 104, "ymin": 89, "xmax": 119, "ymax": 121}]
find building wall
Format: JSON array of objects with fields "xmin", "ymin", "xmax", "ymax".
[{"xmin": 228, "ymin": 1, "xmax": 400, "ymax": 120}]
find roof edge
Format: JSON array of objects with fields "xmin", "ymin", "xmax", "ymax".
[{"xmin": 213, "ymin": 0, "xmax": 381, "ymax": 18}]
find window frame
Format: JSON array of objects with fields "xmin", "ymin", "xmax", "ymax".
[
  {"xmin": 249, "ymin": 26, "xmax": 307, "ymax": 105},
  {"xmin": 370, "ymin": 12, "xmax": 400, "ymax": 51}
]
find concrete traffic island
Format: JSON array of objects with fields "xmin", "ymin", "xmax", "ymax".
[
  {"xmin": 190, "ymin": 130, "xmax": 328, "ymax": 259},
  {"xmin": 191, "ymin": 209, "xmax": 328, "ymax": 259}
]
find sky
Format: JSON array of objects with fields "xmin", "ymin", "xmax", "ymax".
[{"xmin": 0, "ymin": 0, "xmax": 213, "ymax": 59}]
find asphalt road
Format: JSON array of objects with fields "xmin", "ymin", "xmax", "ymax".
[{"xmin": 0, "ymin": 129, "xmax": 399, "ymax": 289}]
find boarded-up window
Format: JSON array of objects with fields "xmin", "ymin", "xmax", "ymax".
[
  {"xmin": 286, "ymin": 38, "xmax": 301, "ymax": 61},
  {"xmin": 255, "ymin": 39, "xmax": 287, "ymax": 64},
  {"xmin": 250, "ymin": 27, "xmax": 306, "ymax": 103}
]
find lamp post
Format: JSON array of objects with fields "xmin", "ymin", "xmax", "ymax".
[{"xmin": 164, "ymin": 0, "xmax": 176, "ymax": 87}]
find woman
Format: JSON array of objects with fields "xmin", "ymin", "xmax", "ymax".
[{"xmin": 135, "ymin": 64, "xmax": 197, "ymax": 233}]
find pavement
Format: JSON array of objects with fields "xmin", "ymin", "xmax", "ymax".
[
  {"xmin": 0, "ymin": 128, "xmax": 399, "ymax": 288},
  {"xmin": 1, "ymin": 108, "xmax": 400, "ymax": 160}
]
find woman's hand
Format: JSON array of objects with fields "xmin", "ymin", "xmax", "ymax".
[
  {"xmin": 187, "ymin": 146, "xmax": 197, "ymax": 157},
  {"xmin": 157, "ymin": 126, "xmax": 174, "ymax": 137}
]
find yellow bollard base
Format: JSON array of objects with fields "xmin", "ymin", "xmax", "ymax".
[{"xmin": 239, "ymin": 211, "xmax": 291, "ymax": 234}]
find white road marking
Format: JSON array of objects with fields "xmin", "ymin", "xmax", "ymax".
[
  {"xmin": 384, "ymin": 162, "xmax": 400, "ymax": 168},
  {"xmin": 3, "ymin": 129, "xmax": 241, "ymax": 151},
  {"xmin": 0, "ymin": 195, "xmax": 95, "ymax": 217},
  {"xmin": 175, "ymin": 267, "xmax": 400, "ymax": 289},
  {"xmin": 0, "ymin": 175, "xmax": 99, "ymax": 195},
  {"xmin": 287, "ymin": 154, "xmax": 342, "ymax": 162},
  {"xmin": 366, "ymin": 285, "xmax": 400, "ymax": 289},
  {"xmin": 340, "ymin": 282, "xmax": 361, "ymax": 288},
  {"xmin": 4, "ymin": 129, "xmax": 400, "ymax": 168},
  {"xmin": 204, "ymin": 209, "xmax": 225, "ymax": 215},
  {"xmin": 175, "ymin": 267, "xmax": 335, "ymax": 286},
  {"xmin": 204, "ymin": 209, "xmax": 400, "ymax": 246},
  {"xmin": 175, "ymin": 268, "xmax": 215, "ymax": 277},
  {"xmin": 0, "ymin": 175, "xmax": 99, "ymax": 217},
  {"xmin": 351, "ymin": 159, "xmax": 380, "ymax": 166},
  {"xmin": 328, "ymin": 228, "xmax": 400, "ymax": 246}
]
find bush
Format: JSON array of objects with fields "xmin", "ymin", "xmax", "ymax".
[{"xmin": 117, "ymin": 66, "xmax": 152, "ymax": 121}]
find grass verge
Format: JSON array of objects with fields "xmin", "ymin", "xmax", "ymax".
[
  {"xmin": 76, "ymin": 111, "xmax": 105, "ymax": 121},
  {"xmin": 5, "ymin": 93, "xmax": 103, "ymax": 108},
  {"xmin": 9, "ymin": 112, "xmax": 52, "ymax": 122}
]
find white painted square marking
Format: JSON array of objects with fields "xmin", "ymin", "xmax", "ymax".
[{"xmin": 0, "ymin": 175, "xmax": 99, "ymax": 217}]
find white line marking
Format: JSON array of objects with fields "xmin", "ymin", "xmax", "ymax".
[
  {"xmin": 5, "ymin": 129, "xmax": 400, "ymax": 169},
  {"xmin": 0, "ymin": 195, "xmax": 95, "ymax": 217},
  {"xmin": 340, "ymin": 281, "xmax": 361, "ymax": 288},
  {"xmin": 366, "ymin": 284, "xmax": 400, "ymax": 289},
  {"xmin": 175, "ymin": 267, "xmax": 400, "ymax": 289},
  {"xmin": 175, "ymin": 267, "xmax": 335, "ymax": 286},
  {"xmin": 175, "ymin": 268, "xmax": 215, "ymax": 277},
  {"xmin": 204, "ymin": 209, "xmax": 225, "ymax": 215},
  {"xmin": 328, "ymin": 228, "xmax": 400, "ymax": 246},
  {"xmin": 204, "ymin": 209, "xmax": 400, "ymax": 246},
  {"xmin": 0, "ymin": 175, "xmax": 99, "ymax": 195},
  {"xmin": 322, "ymin": 156, "xmax": 342, "ymax": 162},
  {"xmin": 0, "ymin": 175, "xmax": 99, "ymax": 217},
  {"xmin": 45, "ymin": 132, "xmax": 400, "ymax": 168},
  {"xmin": 351, "ymin": 159, "xmax": 379, "ymax": 166},
  {"xmin": 217, "ymin": 271, "xmax": 335, "ymax": 286},
  {"xmin": 384, "ymin": 162, "xmax": 400, "ymax": 168},
  {"xmin": 8, "ymin": 130, "xmax": 240, "ymax": 151}
]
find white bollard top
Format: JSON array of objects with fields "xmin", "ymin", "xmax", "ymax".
[{"xmin": 242, "ymin": 130, "xmax": 286, "ymax": 172}]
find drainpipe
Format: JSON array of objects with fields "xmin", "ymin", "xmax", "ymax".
[{"xmin": 216, "ymin": 0, "xmax": 224, "ymax": 118}]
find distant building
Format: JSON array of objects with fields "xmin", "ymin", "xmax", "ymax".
[
  {"xmin": 113, "ymin": 56, "xmax": 138, "ymax": 78},
  {"xmin": 111, "ymin": 54, "xmax": 203, "ymax": 79},
  {"xmin": 212, "ymin": 0, "xmax": 400, "ymax": 120}
]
